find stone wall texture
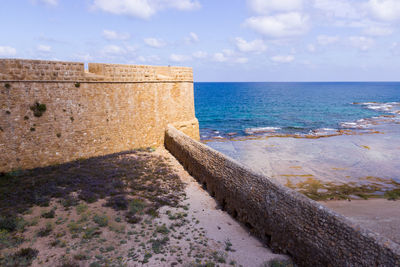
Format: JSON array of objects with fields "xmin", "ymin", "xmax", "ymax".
[
  {"xmin": 165, "ymin": 125, "xmax": 400, "ymax": 266},
  {"xmin": 0, "ymin": 59, "xmax": 199, "ymax": 172}
]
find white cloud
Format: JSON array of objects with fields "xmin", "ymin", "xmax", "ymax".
[
  {"xmin": 271, "ymin": 55, "xmax": 294, "ymax": 63},
  {"xmin": 213, "ymin": 53, "xmax": 228, "ymax": 62},
  {"xmin": 349, "ymin": 36, "xmax": 374, "ymax": 51},
  {"xmin": 37, "ymin": 44, "xmax": 52, "ymax": 52},
  {"xmin": 317, "ymin": 35, "xmax": 340, "ymax": 45},
  {"xmin": 390, "ymin": 42, "xmax": 400, "ymax": 55},
  {"xmin": 247, "ymin": 0, "xmax": 303, "ymax": 14},
  {"xmin": 137, "ymin": 55, "xmax": 161, "ymax": 63},
  {"xmin": 313, "ymin": 0, "xmax": 361, "ymax": 19},
  {"xmin": 363, "ymin": 26, "xmax": 393, "ymax": 36},
  {"xmin": 192, "ymin": 51, "xmax": 207, "ymax": 58},
  {"xmin": 93, "ymin": 0, "xmax": 200, "ymax": 19},
  {"xmin": 43, "ymin": 0, "xmax": 57, "ymax": 5},
  {"xmin": 235, "ymin": 37, "xmax": 267, "ymax": 53},
  {"xmin": 185, "ymin": 32, "xmax": 199, "ymax": 44},
  {"xmin": 34, "ymin": 0, "xmax": 58, "ymax": 6},
  {"xmin": 235, "ymin": 57, "xmax": 249, "ymax": 64},
  {"xmin": 74, "ymin": 53, "xmax": 93, "ymax": 61},
  {"xmin": 222, "ymin": 49, "xmax": 235, "ymax": 56},
  {"xmin": 170, "ymin": 54, "xmax": 191, "ymax": 62},
  {"xmin": 102, "ymin": 30, "xmax": 131, "ymax": 40},
  {"xmin": 0, "ymin": 46, "xmax": 17, "ymax": 57},
  {"xmin": 368, "ymin": 0, "xmax": 400, "ymax": 21},
  {"xmin": 307, "ymin": 44, "xmax": 316, "ymax": 52},
  {"xmin": 102, "ymin": 45, "xmax": 126, "ymax": 55},
  {"xmin": 144, "ymin": 38, "xmax": 166, "ymax": 48},
  {"xmin": 244, "ymin": 12, "xmax": 309, "ymax": 37}
]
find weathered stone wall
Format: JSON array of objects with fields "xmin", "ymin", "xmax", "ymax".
[
  {"xmin": 0, "ymin": 59, "xmax": 199, "ymax": 172},
  {"xmin": 165, "ymin": 125, "xmax": 400, "ymax": 266}
]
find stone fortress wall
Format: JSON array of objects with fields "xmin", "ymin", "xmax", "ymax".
[
  {"xmin": 3, "ymin": 58, "xmax": 400, "ymax": 266},
  {"xmin": 0, "ymin": 59, "xmax": 199, "ymax": 172}
]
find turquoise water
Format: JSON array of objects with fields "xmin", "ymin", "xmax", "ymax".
[{"xmin": 194, "ymin": 82, "xmax": 400, "ymax": 139}]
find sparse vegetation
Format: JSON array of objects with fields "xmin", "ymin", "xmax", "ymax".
[
  {"xmin": 0, "ymin": 149, "xmax": 240, "ymax": 266},
  {"xmin": 41, "ymin": 208, "xmax": 56, "ymax": 218},
  {"xmin": 36, "ymin": 222, "xmax": 53, "ymax": 237},
  {"xmin": 93, "ymin": 214, "xmax": 108, "ymax": 227},
  {"xmin": 267, "ymin": 259, "xmax": 296, "ymax": 267},
  {"xmin": 384, "ymin": 189, "xmax": 400, "ymax": 200},
  {"xmin": 284, "ymin": 177, "xmax": 400, "ymax": 201},
  {"xmin": 0, "ymin": 248, "xmax": 39, "ymax": 267}
]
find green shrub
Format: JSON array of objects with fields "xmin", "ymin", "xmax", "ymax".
[
  {"xmin": 0, "ymin": 247, "xmax": 39, "ymax": 267},
  {"xmin": 93, "ymin": 214, "xmax": 108, "ymax": 227},
  {"xmin": 0, "ymin": 216, "xmax": 17, "ymax": 232},
  {"xmin": 37, "ymin": 222, "xmax": 53, "ymax": 237},
  {"xmin": 128, "ymin": 199, "xmax": 146, "ymax": 215}
]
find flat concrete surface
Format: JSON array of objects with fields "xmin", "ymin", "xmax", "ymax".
[{"xmin": 321, "ymin": 199, "xmax": 400, "ymax": 244}]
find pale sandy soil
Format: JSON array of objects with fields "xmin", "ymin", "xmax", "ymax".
[{"xmin": 158, "ymin": 148, "xmax": 290, "ymax": 267}]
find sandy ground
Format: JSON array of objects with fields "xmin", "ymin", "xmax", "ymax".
[
  {"xmin": 160, "ymin": 148, "xmax": 290, "ymax": 267},
  {"xmin": 321, "ymin": 199, "xmax": 400, "ymax": 244}
]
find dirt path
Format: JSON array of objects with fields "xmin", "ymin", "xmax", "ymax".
[{"xmin": 159, "ymin": 147, "xmax": 290, "ymax": 267}]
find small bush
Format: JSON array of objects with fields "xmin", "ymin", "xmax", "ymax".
[
  {"xmin": 41, "ymin": 209, "xmax": 55, "ymax": 219},
  {"xmin": 151, "ymin": 236, "xmax": 169, "ymax": 254},
  {"xmin": 0, "ymin": 247, "xmax": 39, "ymax": 267},
  {"xmin": 74, "ymin": 82, "xmax": 80, "ymax": 88},
  {"xmin": 128, "ymin": 199, "xmax": 146, "ymax": 215},
  {"xmin": 68, "ymin": 222, "xmax": 83, "ymax": 234},
  {"xmin": 104, "ymin": 195, "xmax": 128, "ymax": 211},
  {"xmin": 76, "ymin": 203, "xmax": 88, "ymax": 214},
  {"xmin": 0, "ymin": 229, "xmax": 24, "ymax": 249},
  {"xmin": 61, "ymin": 196, "xmax": 80, "ymax": 208},
  {"xmin": 93, "ymin": 214, "xmax": 108, "ymax": 227},
  {"xmin": 73, "ymin": 253, "xmax": 90, "ymax": 261},
  {"xmin": 384, "ymin": 189, "xmax": 400, "ymax": 201},
  {"xmin": 269, "ymin": 259, "xmax": 296, "ymax": 267},
  {"xmin": 37, "ymin": 222, "xmax": 53, "ymax": 237},
  {"xmin": 0, "ymin": 216, "xmax": 17, "ymax": 232},
  {"xmin": 156, "ymin": 225, "xmax": 170, "ymax": 235},
  {"xmin": 82, "ymin": 227, "xmax": 101, "ymax": 240}
]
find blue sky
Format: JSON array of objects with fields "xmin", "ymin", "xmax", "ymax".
[{"xmin": 0, "ymin": 0, "xmax": 400, "ymax": 81}]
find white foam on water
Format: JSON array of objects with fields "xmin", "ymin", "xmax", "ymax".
[
  {"xmin": 245, "ymin": 127, "xmax": 281, "ymax": 134},
  {"xmin": 311, "ymin": 128, "xmax": 339, "ymax": 136}
]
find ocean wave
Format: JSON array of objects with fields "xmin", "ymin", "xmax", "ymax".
[
  {"xmin": 244, "ymin": 127, "xmax": 281, "ymax": 134},
  {"xmin": 310, "ymin": 128, "xmax": 339, "ymax": 136},
  {"xmin": 340, "ymin": 121, "xmax": 371, "ymax": 129},
  {"xmin": 354, "ymin": 101, "xmax": 400, "ymax": 114}
]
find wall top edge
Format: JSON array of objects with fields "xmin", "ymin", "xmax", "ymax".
[
  {"xmin": 0, "ymin": 58, "xmax": 192, "ymax": 70},
  {"xmin": 0, "ymin": 58, "xmax": 193, "ymax": 82}
]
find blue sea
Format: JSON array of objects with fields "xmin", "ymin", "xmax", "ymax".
[{"xmin": 194, "ymin": 82, "xmax": 400, "ymax": 140}]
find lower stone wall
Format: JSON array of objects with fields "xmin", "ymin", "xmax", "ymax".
[{"xmin": 164, "ymin": 125, "xmax": 400, "ymax": 266}]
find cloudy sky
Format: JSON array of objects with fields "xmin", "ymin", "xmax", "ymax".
[{"xmin": 1, "ymin": 0, "xmax": 400, "ymax": 81}]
